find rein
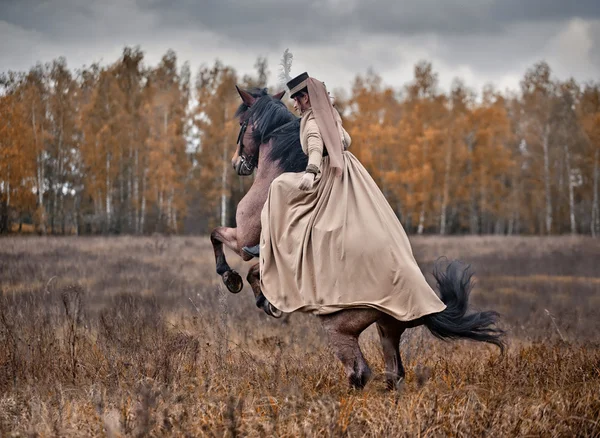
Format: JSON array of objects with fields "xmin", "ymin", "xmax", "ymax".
[{"xmin": 236, "ymin": 119, "xmax": 258, "ymax": 175}]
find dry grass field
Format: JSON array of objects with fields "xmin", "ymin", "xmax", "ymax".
[{"xmin": 0, "ymin": 235, "xmax": 599, "ymax": 437}]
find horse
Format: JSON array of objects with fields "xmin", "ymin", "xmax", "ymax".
[
  {"xmin": 209, "ymin": 87, "xmax": 304, "ymax": 318},
  {"xmin": 210, "ymin": 87, "xmax": 505, "ymax": 390}
]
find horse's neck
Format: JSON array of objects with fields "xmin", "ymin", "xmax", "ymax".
[{"xmin": 256, "ymin": 140, "xmax": 282, "ymax": 182}]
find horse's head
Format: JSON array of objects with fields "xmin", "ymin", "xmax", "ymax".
[{"xmin": 232, "ymin": 86, "xmax": 285, "ymax": 175}]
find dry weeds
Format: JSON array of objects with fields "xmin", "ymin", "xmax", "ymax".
[{"xmin": 0, "ymin": 236, "xmax": 599, "ymax": 437}]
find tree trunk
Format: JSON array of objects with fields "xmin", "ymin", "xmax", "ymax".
[
  {"xmin": 74, "ymin": 191, "xmax": 81, "ymax": 236},
  {"xmin": 128, "ymin": 140, "xmax": 133, "ymax": 232},
  {"xmin": 32, "ymin": 104, "xmax": 47, "ymax": 234},
  {"xmin": 494, "ymin": 219, "xmax": 503, "ymax": 235},
  {"xmin": 220, "ymin": 109, "xmax": 229, "ymax": 227},
  {"xmin": 220, "ymin": 155, "xmax": 228, "ymax": 228},
  {"xmin": 60, "ymin": 193, "xmax": 66, "ymax": 235},
  {"xmin": 542, "ymin": 124, "xmax": 552, "ymax": 234},
  {"xmin": 158, "ymin": 188, "xmax": 164, "ymax": 231},
  {"xmin": 417, "ymin": 137, "xmax": 430, "ymax": 235},
  {"xmin": 509, "ymin": 142, "xmax": 524, "ymax": 236},
  {"xmin": 417, "ymin": 210, "xmax": 425, "ymax": 235},
  {"xmin": 55, "ymin": 111, "xmax": 64, "ymax": 235},
  {"xmin": 140, "ymin": 166, "xmax": 147, "ymax": 234},
  {"xmin": 6, "ymin": 170, "xmax": 10, "ymax": 208},
  {"xmin": 564, "ymin": 143, "xmax": 576, "ymax": 234},
  {"xmin": 404, "ymin": 181, "xmax": 414, "ymax": 232},
  {"xmin": 166, "ymin": 190, "xmax": 172, "ymax": 232},
  {"xmin": 119, "ymin": 155, "xmax": 124, "ymax": 231},
  {"xmin": 134, "ymin": 149, "xmax": 139, "ymax": 234},
  {"xmin": 51, "ymin": 188, "xmax": 56, "ymax": 234},
  {"xmin": 36, "ymin": 153, "xmax": 46, "ymax": 233},
  {"xmin": 169, "ymin": 188, "xmax": 176, "ymax": 232},
  {"xmin": 96, "ymin": 187, "xmax": 102, "ymax": 232},
  {"xmin": 106, "ymin": 152, "xmax": 112, "ymax": 232},
  {"xmin": 0, "ymin": 199, "xmax": 7, "ymax": 234},
  {"xmin": 467, "ymin": 132, "xmax": 478, "ymax": 234},
  {"xmin": 440, "ymin": 139, "xmax": 452, "ymax": 235},
  {"xmin": 479, "ymin": 165, "xmax": 487, "ymax": 234},
  {"xmin": 592, "ymin": 148, "xmax": 599, "ymax": 237},
  {"xmin": 171, "ymin": 188, "xmax": 177, "ymax": 233},
  {"xmin": 4, "ymin": 177, "xmax": 11, "ymax": 233}
]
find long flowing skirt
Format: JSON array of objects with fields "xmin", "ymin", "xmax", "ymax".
[{"xmin": 259, "ymin": 151, "xmax": 446, "ymax": 321}]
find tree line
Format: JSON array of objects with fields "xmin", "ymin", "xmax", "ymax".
[{"xmin": 1, "ymin": 47, "xmax": 599, "ymax": 236}]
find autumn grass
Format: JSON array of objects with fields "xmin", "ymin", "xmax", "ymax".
[{"xmin": 0, "ymin": 235, "xmax": 599, "ymax": 437}]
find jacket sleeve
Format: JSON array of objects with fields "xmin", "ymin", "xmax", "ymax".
[{"xmin": 305, "ymin": 118, "xmax": 324, "ymax": 172}]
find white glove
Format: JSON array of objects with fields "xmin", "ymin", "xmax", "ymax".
[{"xmin": 298, "ymin": 172, "xmax": 316, "ymax": 191}]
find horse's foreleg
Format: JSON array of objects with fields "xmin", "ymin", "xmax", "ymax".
[
  {"xmin": 210, "ymin": 227, "xmax": 244, "ymax": 293},
  {"xmin": 376, "ymin": 316, "xmax": 406, "ymax": 390},
  {"xmin": 319, "ymin": 309, "xmax": 381, "ymax": 389}
]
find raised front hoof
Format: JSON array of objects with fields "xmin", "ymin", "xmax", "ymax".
[{"xmin": 222, "ymin": 270, "xmax": 243, "ymax": 293}]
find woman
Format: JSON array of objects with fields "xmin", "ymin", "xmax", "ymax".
[
  {"xmin": 258, "ymin": 72, "xmax": 446, "ymax": 322},
  {"xmin": 289, "ymin": 73, "xmax": 351, "ymax": 191}
]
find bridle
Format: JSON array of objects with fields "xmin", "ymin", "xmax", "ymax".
[{"xmin": 236, "ymin": 119, "xmax": 258, "ymax": 176}]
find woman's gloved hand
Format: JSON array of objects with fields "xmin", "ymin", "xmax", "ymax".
[{"xmin": 298, "ymin": 172, "xmax": 316, "ymax": 191}]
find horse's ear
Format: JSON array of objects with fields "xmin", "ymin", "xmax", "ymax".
[
  {"xmin": 273, "ymin": 90, "xmax": 286, "ymax": 100},
  {"xmin": 236, "ymin": 85, "xmax": 256, "ymax": 106}
]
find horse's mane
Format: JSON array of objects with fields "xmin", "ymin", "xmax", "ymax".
[
  {"xmin": 268, "ymin": 118, "xmax": 307, "ymax": 173},
  {"xmin": 246, "ymin": 94, "xmax": 308, "ymax": 173}
]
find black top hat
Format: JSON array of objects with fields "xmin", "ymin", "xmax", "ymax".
[{"xmin": 287, "ymin": 72, "xmax": 309, "ymax": 98}]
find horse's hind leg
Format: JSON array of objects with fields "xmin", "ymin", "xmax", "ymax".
[
  {"xmin": 319, "ymin": 309, "xmax": 381, "ymax": 390},
  {"xmin": 376, "ymin": 315, "xmax": 406, "ymax": 390},
  {"xmin": 246, "ymin": 263, "xmax": 282, "ymax": 318},
  {"xmin": 210, "ymin": 226, "xmax": 246, "ymax": 293}
]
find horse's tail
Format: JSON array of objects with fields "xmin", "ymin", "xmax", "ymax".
[{"xmin": 423, "ymin": 260, "xmax": 506, "ymax": 353}]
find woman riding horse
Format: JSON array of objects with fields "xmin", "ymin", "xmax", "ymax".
[
  {"xmin": 255, "ymin": 72, "xmax": 447, "ymax": 323},
  {"xmin": 214, "ymin": 83, "xmax": 504, "ymax": 390}
]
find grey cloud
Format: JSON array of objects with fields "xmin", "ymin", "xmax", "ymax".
[
  {"xmin": 138, "ymin": 0, "xmax": 344, "ymax": 46},
  {"xmin": 429, "ymin": 21, "xmax": 559, "ymax": 76},
  {"xmin": 1, "ymin": 0, "xmax": 157, "ymax": 43},
  {"xmin": 0, "ymin": 0, "xmax": 598, "ymax": 94},
  {"xmin": 489, "ymin": 0, "xmax": 600, "ymax": 24},
  {"xmin": 356, "ymin": 0, "xmax": 600, "ymax": 35},
  {"xmin": 140, "ymin": 0, "xmax": 600, "ymax": 45}
]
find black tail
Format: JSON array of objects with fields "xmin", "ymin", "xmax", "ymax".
[{"xmin": 423, "ymin": 260, "xmax": 506, "ymax": 353}]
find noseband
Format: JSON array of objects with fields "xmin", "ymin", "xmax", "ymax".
[{"xmin": 236, "ymin": 119, "xmax": 258, "ymax": 176}]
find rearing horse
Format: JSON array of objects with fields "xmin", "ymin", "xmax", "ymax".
[
  {"xmin": 210, "ymin": 87, "xmax": 505, "ymax": 390},
  {"xmin": 209, "ymin": 87, "xmax": 306, "ymax": 315}
]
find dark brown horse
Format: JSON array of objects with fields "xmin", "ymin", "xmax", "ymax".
[
  {"xmin": 209, "ymin": 87, "xmax": 301, "ymax": 317},
  {"xmin": 210, "ymin": 87, "xmax": 505, "ymax": 390}
]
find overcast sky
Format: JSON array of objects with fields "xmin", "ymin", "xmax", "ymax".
[{"xmin": 1, "ymin": 0, "xmax": 599, "ymax": 96}]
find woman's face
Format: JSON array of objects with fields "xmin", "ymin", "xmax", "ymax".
[{"xmin": 293, "ymin": 93, "xmax": 311, "ymax": 114}]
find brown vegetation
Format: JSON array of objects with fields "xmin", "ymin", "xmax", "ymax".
[{"xmin": 1, "ymin": 236, "xmax": 599, "ymax": 436}]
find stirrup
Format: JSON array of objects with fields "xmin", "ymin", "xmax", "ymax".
[{"xmin": 242, "ymin": 244, "xmax": 260, "ymax": 258}]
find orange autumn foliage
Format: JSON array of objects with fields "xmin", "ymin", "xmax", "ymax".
[{"xmin": 0, "ymin": 51, "xmax": 598, "ymax": 235}]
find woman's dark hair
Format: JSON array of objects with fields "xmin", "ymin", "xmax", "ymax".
[{"xmin": 290, "ymin": 87, "xmax": 308, "ymax": 100}]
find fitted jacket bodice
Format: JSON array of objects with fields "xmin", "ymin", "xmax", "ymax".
[{"xmin": 299, "ymin": 108, "xmax": 351, "ymax": 173}]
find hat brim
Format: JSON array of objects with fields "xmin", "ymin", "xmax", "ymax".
[{"xmin": 289, "ymin": 79, "xmax": 308, "ymax": 98}]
